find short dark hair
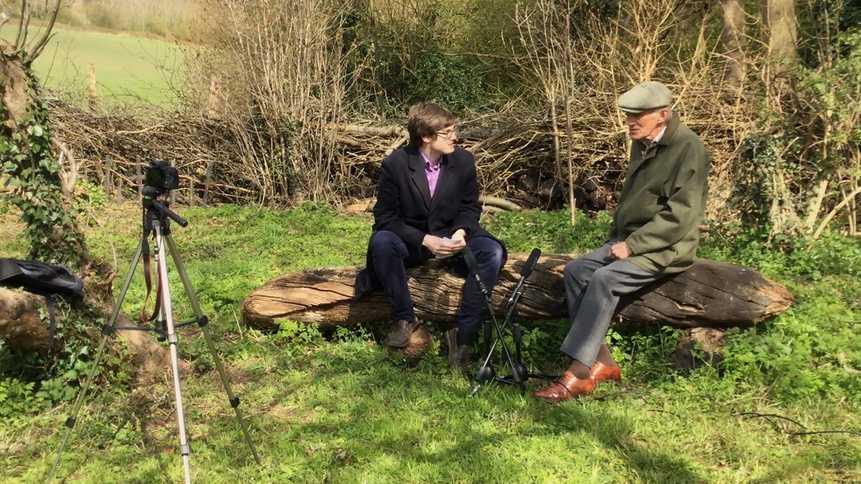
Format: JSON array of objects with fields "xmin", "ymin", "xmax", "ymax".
[{"xmin": 406, "ymin": 102, "xmax": 456, "ymax": 148}]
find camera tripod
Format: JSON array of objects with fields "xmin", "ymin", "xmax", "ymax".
[
  {"xmin": 47, "ymin": 190, "xmax": 260, "ymax": 483},
  {"xmin": 464, "ymin": 248, "xmax": 557, "ymax": 396}
]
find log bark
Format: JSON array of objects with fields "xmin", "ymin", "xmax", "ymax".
[{"xmin": 242, "ymin": 253, "xmax": 794, "ymax": 332}]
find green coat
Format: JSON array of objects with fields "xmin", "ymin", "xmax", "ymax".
[{"xmin": 610, "ymin": 115, "xmax": 710, "ymax": 274}]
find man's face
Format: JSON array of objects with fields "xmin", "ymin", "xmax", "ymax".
[
  {"xmin": 423, "ymin": 125, "xmax": 458, "ymax": 155},
  {"xmin": 625, "ymin": 109, "xmax": 668, "ymax": 141}
]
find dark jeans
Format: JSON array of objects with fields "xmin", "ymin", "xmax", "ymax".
[{"xmin": 368, "ymin": 230, "xmax": 506, "ymax": 345}]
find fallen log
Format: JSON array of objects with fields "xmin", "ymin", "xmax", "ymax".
[{"xmin": 242, "ymin": 253, "xmax": 794, "ymax": 332}]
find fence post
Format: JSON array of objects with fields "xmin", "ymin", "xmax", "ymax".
[
  {"xmin": 207, "ymin": 75, "xmax": 221, "ymax": 118},
  {"xmin": 88, "ymin": 64, "xmax": 97, "ymax": 110}
]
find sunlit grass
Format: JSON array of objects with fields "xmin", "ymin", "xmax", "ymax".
[{"xmin": 0, "ymin": 202, "xmax": 859, "ymax": 482}]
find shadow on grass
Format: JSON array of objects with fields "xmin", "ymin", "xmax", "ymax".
[{"xmin": 206, "ymin": 340, "xmax": 708, "ymax": 483}]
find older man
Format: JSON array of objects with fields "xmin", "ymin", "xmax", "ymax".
[
  {"xmin": 534, "ymin": 81, "xmax": 710, "ymax": 402},
  {"xmin": 355, "ymin": 102, "xmax": 506, "ymax": 368}
]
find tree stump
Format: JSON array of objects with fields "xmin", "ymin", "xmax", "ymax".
[
  {"xmin": 0, "ymin": 288, "xmax": 52, "ymax": 353},
  {"xmin": 242, "ymin": 253, "xmax": 794, "ymax": 335},
  {"xmin": 0, "ymin": 287, "xmax": 174, "ymax": 382}
]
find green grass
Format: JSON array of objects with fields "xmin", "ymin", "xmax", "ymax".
[
  {"xmin": 0, "ymin": 202, "xmax": 859, "ymax": 482},
  {"xmin": 0, "ymin": 24, "xmax": 184, "ymax": 107}
]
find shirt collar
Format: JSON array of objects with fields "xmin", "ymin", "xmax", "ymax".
[
  {"xmin": 649, "ymin": 125, "xmax": 667, "ymax": 144},
  {"xmin": 419, "ymin": 150, "xmax": 442, "ymax": 169}
]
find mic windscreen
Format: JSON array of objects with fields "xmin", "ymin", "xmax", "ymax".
[
  {"xmin": 462, "ymin": 246, "xmax": 480, "ymax": 273},
  {"xmin": 520, "ymin": 248, "xmax": 541, "ymax": 278}
]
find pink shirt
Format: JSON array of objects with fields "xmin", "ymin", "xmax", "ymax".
[{"xmin": 420, "ymin": 151, "xmax": 442, "ymax": 197}]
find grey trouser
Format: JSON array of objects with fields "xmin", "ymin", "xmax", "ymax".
[{"xmin": 560, "ymin": 241, "xmax": 663, "ymax": 367}]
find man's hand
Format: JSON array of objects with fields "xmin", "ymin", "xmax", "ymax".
[
  {"xmin": 609, "ymin": 241, "xmax": 632, "ymax": 260},
  {"xmin": 423, "ymin": 234, "xmax": 466, "ymax": 257}
]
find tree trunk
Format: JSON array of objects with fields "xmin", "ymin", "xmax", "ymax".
[
  {"xmin": 0, "ymin": 288, "xmax": 51, "ymax": 353},
  {"xmin": 1, "ymin": 52, "xmax": 89, "ymax": 270},
  {"xmin": 242, "ymin": 253, "xmax": 794, "ymax": 332},
  {"xmin": 764, "ymin": 0, "xmax": 798, "ymax": 77},
  {"xmin": 719, "ymin": 0, "xmax": 747, "ymax": 90}
]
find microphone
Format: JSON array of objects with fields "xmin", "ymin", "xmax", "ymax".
[
  {"xmin": 520, "ymin": 248, "xmax": 541, "ymax": 278},
  {"xmin": 507, "ymin": 248, "xmax": 541, "ymax": 307}
]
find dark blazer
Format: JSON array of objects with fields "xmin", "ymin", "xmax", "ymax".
[
  {"xmin": 355, "ymin": 145, "xmax": 499, "ymax": 296},
  {"xmin": 373, "ymin": 145, "xmax": 491, "ymax": 250}
]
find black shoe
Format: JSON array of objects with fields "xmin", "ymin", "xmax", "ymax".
[{"xmin": 384, "ymin": 319, "xmax": 416, "ymax": 348}]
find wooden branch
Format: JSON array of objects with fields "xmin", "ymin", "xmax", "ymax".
[
  {"xmin": 242, "ymin": 253, "xmax": 794, "ymax": 332},
  {"xmin": 804, "ymin": 179, "xmax": 828, "ymax": 232},
  {"xmin": 56, "ymin": 141, "xmax": 78, "ymax": 202},
  {"xmin": 326, "ymin": 123, "xmax": 406, "ymax": 138},
  {"xmin": 479, "ymin": 195, "xmax": 522, "ymax": 211}
]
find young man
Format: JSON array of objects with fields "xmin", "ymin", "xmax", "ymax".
[
  {"xmin": 534, "ymin": 81, "xmax": 710, "ymax": 402},
  {"xmin": 355, "ymin": 102, "xmax": 506, "ymax": 368}
]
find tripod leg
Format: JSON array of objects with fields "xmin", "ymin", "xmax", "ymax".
[
  {"xmin": 154, "ymin": 227, "xmax": 193, "ymax": 484},
  {"xmin": 165, "ymin": 234, "xmax": 262, "ymax": 465},
  {"xmin": 46, "ymin": 240, "xmax": 145, "ymax": 483}
]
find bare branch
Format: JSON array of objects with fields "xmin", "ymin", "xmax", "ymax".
[
  {"xmin": 28, "ymin": 0, "xmax": 61, "ymax": 60},
  {"xmin": 14, "ymin": 0, "xmax": 28, "ymax": 50},
  {"xmin": 813, "ymin": 185, "xmax": 861, "ymax": 240}
]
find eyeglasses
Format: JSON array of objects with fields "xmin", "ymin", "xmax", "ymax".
[{"xmin": 436, "ymin": 127, "xmax": 458, "ymax": 139}]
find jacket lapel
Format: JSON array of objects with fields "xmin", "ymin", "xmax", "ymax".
[{"xmin": 408, "ymin": 150, "xmax": 431, "ymax": 212}]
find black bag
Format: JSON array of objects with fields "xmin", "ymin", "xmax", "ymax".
[{"xmin": 0, "ymin": 259, "xmax": 84, "ymax": 300}]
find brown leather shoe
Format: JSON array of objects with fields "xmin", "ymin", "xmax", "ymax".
[
  {"xmin": 590, "ymin": 361, "xmax": 622, "ymax": 385},
  {"xmin": 532, "ymin": 371, "xmax": 596, "ymax": 403},
  {"xmin": 384, "ymin": 319, "xmax": 416, "ymax": 348}
]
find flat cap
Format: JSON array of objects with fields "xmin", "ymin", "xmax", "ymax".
[{"xmin": 617, "ymin": 81, "xmax": 673, "ymax": 113}]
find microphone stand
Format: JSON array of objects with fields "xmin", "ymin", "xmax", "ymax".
[
  {"xmin": 468, "ymin": 248, "xmax": 546, "ymax": 396},
  {"xmin": 464, "ymin": 247, "xmax": 522, "ymax": 396}
]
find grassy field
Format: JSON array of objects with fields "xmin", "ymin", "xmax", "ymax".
[
  {"xmin": 0, "ymin": 24, "xmax": 184, "ymax": 107},
  {"xmin": 0, "ymin": 200, "xmax": 859, "ymax": 482}
]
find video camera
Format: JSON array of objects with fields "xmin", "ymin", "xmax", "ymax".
[
  {"xmin": 141, "ymin": 160, "xmax": 187, "ymax": 227},
  {"xmin": 144, "ymin": 159, "xmax": 179, "ymax": 195}
]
